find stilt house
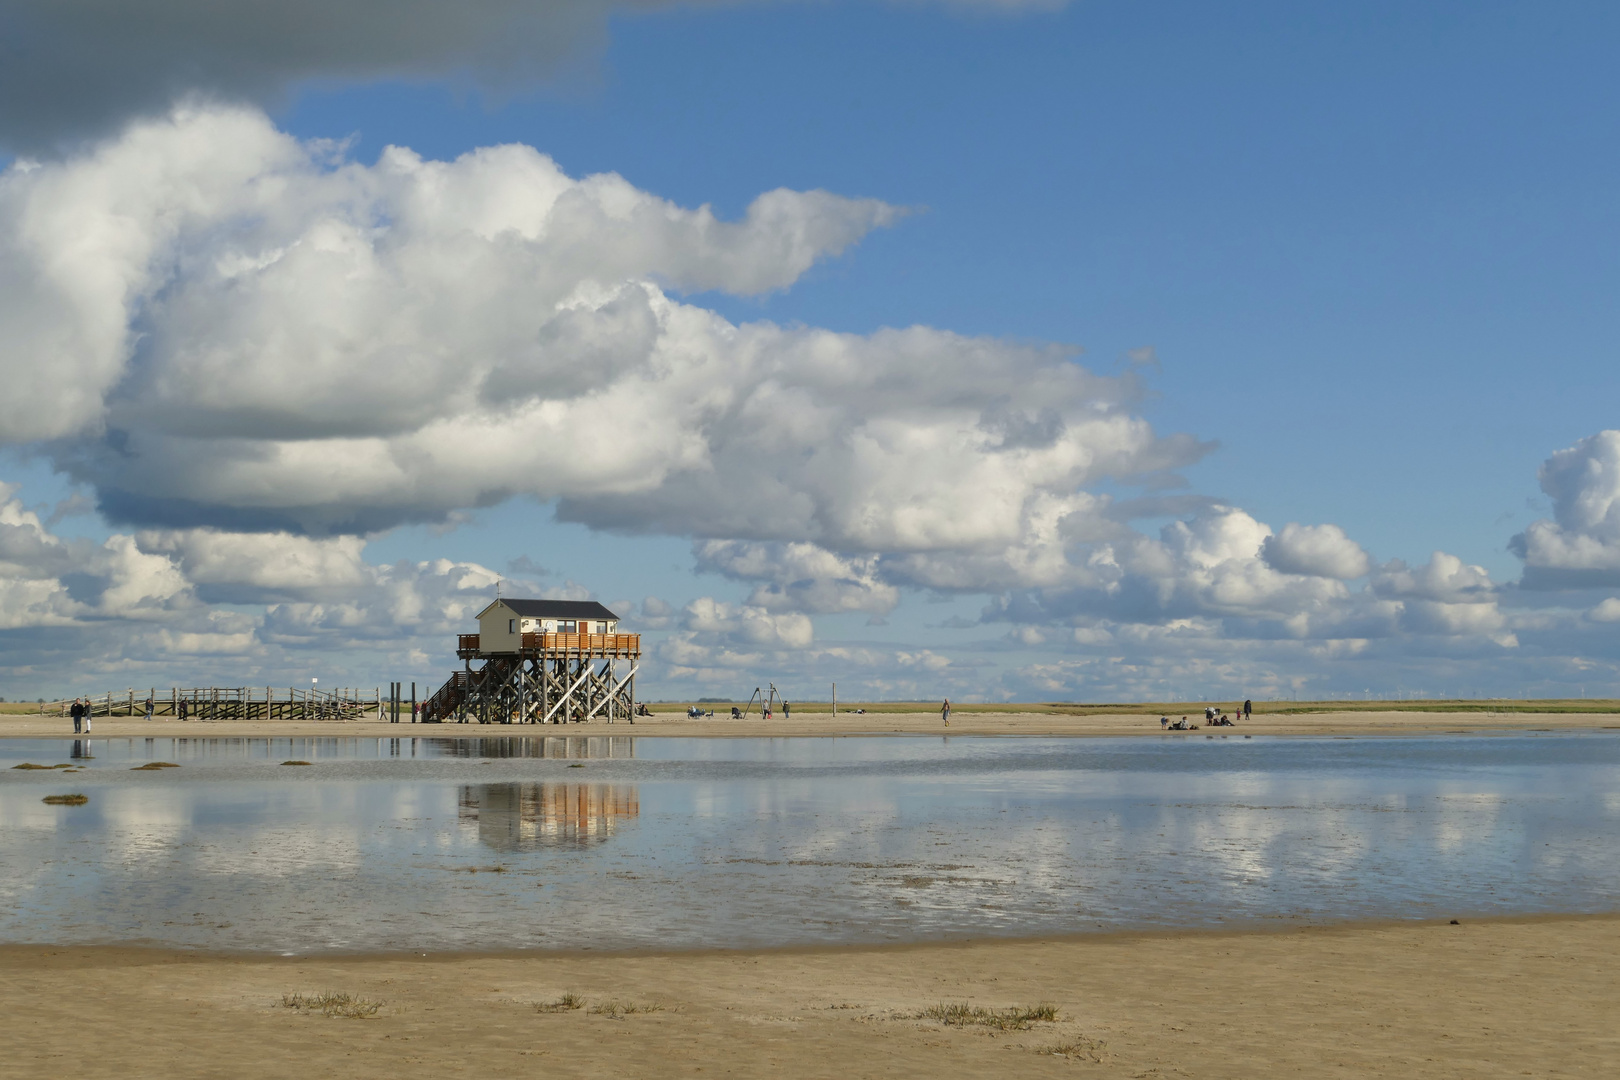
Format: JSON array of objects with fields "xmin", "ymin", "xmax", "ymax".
[{"xmin": 420, "ymin": 598, "xmax": 639, "ymax": 723}]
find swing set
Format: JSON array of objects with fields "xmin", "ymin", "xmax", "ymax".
[{"xmin": 736, "ymin": 682, "xmax": 789, "ymax": 720}]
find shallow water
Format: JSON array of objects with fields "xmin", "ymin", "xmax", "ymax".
[{"xmin": 2, "ymin": 732, "xmax": 1617, "ymax": 953}]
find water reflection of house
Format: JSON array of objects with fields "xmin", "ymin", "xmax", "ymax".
[
  {"xmin": 459, "ymin": 782, "xmax": 639, "ymax": 851},
  {"xmin": 429, "ymin": 736, "xmax": 634, "ymax": 760}
]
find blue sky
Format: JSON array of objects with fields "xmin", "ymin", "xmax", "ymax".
[{"xmin": 2, "ymin": 1, "xmax": 1619, "ymax": 702}]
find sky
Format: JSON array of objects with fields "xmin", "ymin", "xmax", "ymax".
[{"xmin": 2, "ymin": 0, "xmax": 1620, "ymax": 703}]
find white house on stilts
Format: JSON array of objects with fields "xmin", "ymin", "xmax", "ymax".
[{"xmin": 421, "ymin": 599, "xmax": 640, "ymax": 724}]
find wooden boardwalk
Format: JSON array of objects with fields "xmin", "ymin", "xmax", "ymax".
[{"xmin": 41, "ymin": 686, "xmax": 380, "ymax": 721}]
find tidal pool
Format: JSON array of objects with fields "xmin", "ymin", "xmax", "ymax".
[{"xmin": 1, "ymin": 732, "xmax": 1617, "ymax": 953}]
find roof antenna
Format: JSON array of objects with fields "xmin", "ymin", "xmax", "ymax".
[{"xmin": 496, "ymin": 578, "xmax": 503, "ymax": 600}]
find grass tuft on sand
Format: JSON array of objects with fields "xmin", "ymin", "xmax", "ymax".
[
  {"xmin": 42, "ymin": 794, "xmax": 89, "ymax": 805},
  {"xmin": 131, "ymin": 762, "xmax": 180, "ymax": 770},
  {"xmin": 588, "ymin": 999, "xmax": 665, "ymax": 1017},
  {"xmin": 281, "ymin": 992, "xmax": 383, "ymax": 1019},
  {"xmin": 12, "ymin": 763, "xmax": 71, "ymax": 770},
  {"xmin": 281, "ymin": 760, "xmax": 312, "ymax": 766},
  {"xmin": 1039, "ymin": 1036, "xmax": 1108, "ymax": 1061},
  {"xmin": 918, "ymin": 1002, "xmax": 1058, "ymax": 1030},
  {"xmin": 535, "ymin": 992, "xmax": 585, "ymax": 1013}
]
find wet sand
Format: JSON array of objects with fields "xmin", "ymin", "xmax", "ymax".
[
  {"xmin": 1, "ymin": 914, "xmax": 1614, "ymax": 1078},
  {"xmin": 5, "ymin": 706, "xmax": 1620, "ymax": 740}
]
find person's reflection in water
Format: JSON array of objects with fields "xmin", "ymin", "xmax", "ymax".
[
  {"xmin": 458, "ymin": 783, "xmax": 638, "ymax": 852},
  {"xmin": 70, "ymin": 739, "xmax": 93, "ymax": 759}
]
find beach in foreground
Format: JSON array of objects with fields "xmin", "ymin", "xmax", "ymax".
[
  {"xmin": 2, "ymin": 915, "xmax": 1613, "ymax": 1078},
  {"xmin": 5, "ymin": 706, "xmax": 1620, "ymax": 740}
]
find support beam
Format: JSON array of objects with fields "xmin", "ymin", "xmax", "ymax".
[
  {"xmin": 584, "ymin": 664, "xmax": 639, "ymax": 720},
  {"xmin": 542, "ymin": 665, "xmax": 596, "ymax": 724}
]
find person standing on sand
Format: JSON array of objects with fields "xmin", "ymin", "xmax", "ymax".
[
  {"xmin": 1244, "ymin": 698, "xmax": 1252, "ymax": 720},
  {"xmin": 941, "ymin": 698, "xmax": 951, "ymax": 726},
  {"xmin": 70, "ymin": 698, "xmax": 83, "ymax": 734},
  {"xmin": 144, "ymin": 695, "xmax": 154, "ymax": 721},
  {"xmin": 783, "ymin": 701, "xmax": 790, "ymax": 720}
]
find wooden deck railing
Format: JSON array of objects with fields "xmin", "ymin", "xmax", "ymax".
[
  {"xmin": 522, "ymin": 632, "xmax": 640, "ymax": 656},
  {"xmin": 457, "ymin": 632, "xmax": 640, "ymax": 657}
]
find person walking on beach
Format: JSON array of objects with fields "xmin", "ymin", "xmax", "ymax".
[
  {"xmin": 1243, "ymin": 698, "xmax": 1252, "ymax": 720},
  {"xmin": 144, "ymin": 695, "xmax": 154, "ymax": 721},
  {"xmin": 941, "ymin": 698, "xmax": 951, "ymax": 726},
  {"xmin": 178, "ymin": 698, "xmax": 188, "ymax": 721},
  {"xmin": 70, "ymin": 697, "xmax": 83, "ymax": 734},
  {"xmin": 783, "ymin": 700, "xmax": 791, "ymax": 720}
]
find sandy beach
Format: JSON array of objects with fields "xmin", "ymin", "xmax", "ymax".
[
  {"xmin": 1, "ymin": 915, "xmax": 1613, "ymax": 1078},
  {"xmin": 4, "ymin": 705, "xmax": 1620, "ymax": 740}
]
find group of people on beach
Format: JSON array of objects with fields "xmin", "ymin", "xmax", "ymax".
[{"xmin": 1160, "ymin": 699, "xmax": 1253, "ymax": 731}]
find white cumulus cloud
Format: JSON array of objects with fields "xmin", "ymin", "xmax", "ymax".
[
  {"xmin": 1512, "ymin": 431, "xmax": 1620, "ymax": 587},
  {"xmin": 0, "ymin": 105, "xmax": 1205, "ymax": 576},
  {"xmin": 694, "ymin": 540, "xmax": 899, "ymax": 615},
  {"xmin": 1261, "ymin": 522, "xmax": 1372, "ymax": 579}
]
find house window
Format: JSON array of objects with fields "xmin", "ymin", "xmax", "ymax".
[
  {"xmin": 509, "ymin": 619, "xmax": 516, "ymax": 633},
  {"xmin": 559, "ymin": 620, "xmax": 576, "ymax": 633}
]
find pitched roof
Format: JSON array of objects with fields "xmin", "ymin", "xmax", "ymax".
[{"xmin": 481, "ymin": 598, "xmax": 620, "ymax": 621}]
